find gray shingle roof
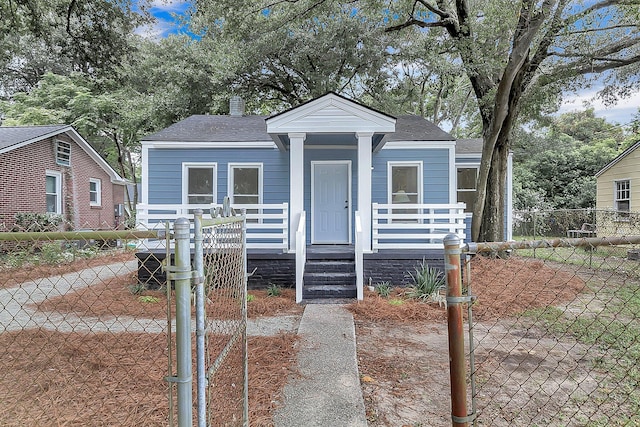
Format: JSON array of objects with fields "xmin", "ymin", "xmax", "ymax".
[
  {"xmin": 142, "ymin": 114, "xmax": 457, "ymax": 143},
  {"xmin": 455, "ymin": 138, "xmax": 483, "ymax": 154},
  {"xmin": 143, "ymin": 115, "xmax": 272, "ymax": 142},
  {"xmin": 0, "ymin": 125, "xmax": 69, "ymax": 151}
]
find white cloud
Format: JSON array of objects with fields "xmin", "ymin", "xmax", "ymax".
[
  {"xmin": 559, "ymin": 89, "xmax": 640, "ymax": 125},
  {"xmin": 135, "ymin": 21, "xmax": 174, "ymax": 39},
  {"xmin": 148, "ymin": 0, "xmax": 190, "ymax": 12}
]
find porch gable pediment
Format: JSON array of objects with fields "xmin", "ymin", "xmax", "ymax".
[{"xmin": 266, "ymin": 92, "xmax": 396, "ymax": 135}]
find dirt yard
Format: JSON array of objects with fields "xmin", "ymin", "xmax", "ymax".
[{"xmin": 3, "ymin": 252, "xmax": 633, "ymax": 426}]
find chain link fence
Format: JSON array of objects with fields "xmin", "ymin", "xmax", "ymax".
[
  {"xmin": 0, "ymin": 210, "xmax": 248, "ymax": 426},
  {"xmin": 513, "ymin": 208, "xmax": 640, "ymax": 238},
  {"xmin": 446, "ymin": 234, "xmax": 640, "ymax": 426}
]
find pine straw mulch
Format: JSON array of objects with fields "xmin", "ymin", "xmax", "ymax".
[
  {"xmin": 0, "ymin": 250, "xmax": 135, "ymax": 289},
  {"xmin": 350, "ymin": 255, "xmax": 588, "ymax": 426},
  {"xmin": 0, "ymin": 329, "xmax": 298, "ymax": 426},
  {"xmin": 35, "ymin": 274, "xmax": 303, "ymax": 319},
  {"xmin": 347, "ymin": 255, "xmax": 586, "ymax": 323}
]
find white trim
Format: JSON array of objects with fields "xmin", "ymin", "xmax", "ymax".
[
  {"xmin": 387, "ymin": 161, "xmax": 424, "ymax": 204},
  {"xmin": 227, "ymin": 162, "xmax": 263, "ymax": 205},
  {"xmin": 45, "ymin": 170, "xmax": 63, "ymax": 214},
  {"xmin": 614, "ymin": 178, "xmax": 631, "ymax": 212},
  {"xmin": 0, "ymin": 127, "xmax": 70, "ymax": 154},
  {"xmin": 357, "ymin": 132, "xmax": 373, "ymax": 251},
  {"xmin": 141, "ymin": 140, "xmax": 277, "ymax": 149},
  {"xmin": 89, "ymin": 178, "xmax": 102, "ymax": 207},
  {"xmin": 311, "ymin": 160, "xmax": 352, "ymax": 245},
  {"xmin": 181, "ymin": 162, "xmax": 217, "ymax": 205},
  {"xmin": 596, "ymin": 140, "xmax": 640, "ymax": 177},
  {"xmin": 289, "ymin": 133, "xmax": 306, "ymax": 251},
  {"xmin": 266, "ymin": 93, "xmax": 396, "ymax": 134},
  {"xmin": 382, "ymin": 140, "xmax": 456, "ymax": 150},
  {"xmin": 455, "ymin": 163, "xmax": 480, "ymax": 213},
  {"xmin": 54, "ymin": 139, "xmax": 71, "ymax": 166}
]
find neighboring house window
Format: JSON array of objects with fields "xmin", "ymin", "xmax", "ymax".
[
  {"xmin": 183, "ymin": 163, "xmax": 217, "ymax": 204},
  {"xmin": 229, "ymin": 163, "xmax": 263, "ymax": 221},
  {"xmin": 89, "ymin": 178, "xmax": 102, "ymax": 207},
  {"xmin": 55, "ymin": 140, "xmax": 71, "ymax": 166},
  {"xmin": 457, "ymin": 167, "xmax": 478, "ymax": 213},
  {"xmin": 45, "ymin": 171, "xmax": 62, "ymax": 214},
  {"xmin": 615, "ymin": 179, "xmax": 630, "ymax": 217},
  {"xmin": 388, "ymin": 162, "xmax": 422, "ymax": 221}
]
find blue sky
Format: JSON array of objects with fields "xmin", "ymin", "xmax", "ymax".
[{"xmin": 140, "ymin": 1, "xmax": 639, "ymax": 126}]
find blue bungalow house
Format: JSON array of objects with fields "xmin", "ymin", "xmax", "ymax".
[{"xmin": 138, "ymin": 93, "xmax": 512, "ymax": 302}]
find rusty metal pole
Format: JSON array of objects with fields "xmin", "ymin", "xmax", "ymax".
[{"xmin": 444, "ymin": 234, "xmax": 468, "ymax": 427}]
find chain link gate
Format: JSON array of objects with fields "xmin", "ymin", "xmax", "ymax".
[
  {"xmin": 0, "ymin": 207, "xmax": 247, "ymax": 427},
  {"xmin": 164, "ymin": 207, "xmax": 248, "ymax": 427},
  {"xmin": 444, "ymin": 234, "xmax": 640, "ymax": 427}
]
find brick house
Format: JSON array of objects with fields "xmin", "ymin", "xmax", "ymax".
[{"xmin": 0, "ymin": 125, "xmax": 127, "ymax": 229}]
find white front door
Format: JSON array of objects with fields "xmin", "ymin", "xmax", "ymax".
[{"xmin": 312, "ymin": 161, "xmax": 351, "ymax": 244}]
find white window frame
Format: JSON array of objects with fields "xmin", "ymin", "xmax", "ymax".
[
  {"xmin": 387, "ymin": 161, "xmax": 423, "ymax": 204},
  {"xmin": 55, "ymin": 139, "xmax": 71, "ymax": 166},
  {"xmin": 456, "ymin": 164, "xmax": 479, "ymax": 215},
  {"xmin": 45, "ymin": 170, "xmax": 62, "ymax": 214},
  {"xmin": 182, "ymin": 162, "xmax": 217, "ymax": 205},
  {"xmin": 615, "ymin": 179, "xmax": 631, "ymax": 218},
  {"xmin": 387, "ymin": 161, "xmax": 423, "ymax": 223},
  {"xmin": 227, "ymin": 163, "xmax": 263, "ymax": 205},
  {"xmin": 89, "ymin": 178, "xmax": 102, "ymax": 207}
]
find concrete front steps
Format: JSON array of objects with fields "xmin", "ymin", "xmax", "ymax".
[{"xmin": 302, "ymin": 257, "xmax": 357, "ymax": 300}]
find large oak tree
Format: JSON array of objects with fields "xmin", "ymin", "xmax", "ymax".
[{"xmin": 383, "ymin": 0, "xmax": 640, "ymax": 241}]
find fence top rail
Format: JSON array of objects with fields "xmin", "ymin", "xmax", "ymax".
[
  {"xmin": 466, "ymin": 235, "xmax": 640, "ymax": 253},
  {"xmin": 0, "ymin": 229, "xmax": 161, "ymax": 241}
]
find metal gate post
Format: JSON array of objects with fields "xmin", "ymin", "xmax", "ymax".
[
  {"xmin": 173, "ymin": 218, "xmax": 193, "ymax": 427},
  {"xmin": 444, "ymin": 234, "xmax": 468, "ymax": 427},
  {"xmin": 193, "ymin": 210, "xmax": 207, "ymax": 427}
]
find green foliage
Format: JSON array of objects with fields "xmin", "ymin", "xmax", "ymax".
[
  {"xmin": 374, "ymin": 281, "xmax": 392, "ymax": 298},
  {"xmin": 12, "ymin": 212, "xmax": 63, "ymax": 232},
  {"xmin": 513, "ymin": 111, "xmax": 626, "ymax": 210},
  {"xmin": 266, "ymin": 283, "xmax": 281, "ymax": 297},
  {"xmin": 129, "ymin": 282, "xmax": 147, "ymax": 295},
  {"xmin": 388, "ymin": 298, "xmax": 404, "ymax": 306},
  {"xmin": 138, "ymin": 295, "xmax": 159, "ymax": 304},
  {"xmin": 246, "ymin": 294, "xmax": 256, "ymax": 302},
  {"xmin": 39, "ymin": 242, "xmax": 69, "ymax": 265},
  {"xmin": 406, "ymin": 260, "xmax": 446, "ymax": 304}
]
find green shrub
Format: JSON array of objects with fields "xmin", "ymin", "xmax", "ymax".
[
  {"xmin": 13, "ymin": 213, "xmax": 63, "ymax": 232},
  {"xmin": 266, "ymin": 283, "xmax": 281, "ymax": 297},
  {"xmin": 374, "ymin": 281, "xmax": 392, "ymax": 298},
  {"xmin": 406, "ymin": 259, "xmax": 446, "ymax": 304}
]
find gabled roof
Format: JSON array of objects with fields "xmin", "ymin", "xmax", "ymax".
[
  {"xmin": 0, "ymin": 125, "xmax": 126, "ymax": 184},
  {"xmin": 0, "ymin": 125, "xmax": 69, "ymax": 151},
  {"xmin": 595, "ymin": 140, "xmax": 640, "ymax": 177}
]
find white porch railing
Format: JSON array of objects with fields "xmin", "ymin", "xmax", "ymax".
[
  {"xmin": 136, "ymin": 203, "xmax": 289, "ymax": 251},
  {"xmin": 295, "ymin": 211, "xmax": 306, "ymax": 303},
  {"xmin": 372, "ymin": 203, "xmax": 466, "ymax": 251},
  {"xmin": 354, "ymin": 211, "xmax": 363, "ymax": 300}
]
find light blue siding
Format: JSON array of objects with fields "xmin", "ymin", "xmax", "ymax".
[
  {"xmin": 147, "ymin": 147, "xmax": 289, "ymax": 204},
  {"xmin": 372, "ymin": 148, "xmax": 451, "ymax": 204}
]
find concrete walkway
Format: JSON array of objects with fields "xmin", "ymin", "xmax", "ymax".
[{"xmin": 274, "ymin": 304, "xmax": 368, "ymax": 427}]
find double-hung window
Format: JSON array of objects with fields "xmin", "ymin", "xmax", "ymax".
[
  {"xmin": 457, "ymin": 166, "xmax": 478, "ymax": 213},
  {"xmin": 229, "ymin": 164, "xmax": 263, "ymax": 221},
  {"xmin": 388, "ymin": 162, "xmax": 422, "ymax": 221},
  {"xmin": 45, "ymin": 171, "xmax": 62, "ymax": 214},
  {"xmin": 183, "ymin": 163, "xmax": 217, "ymax": 205},
  {"xmin": 89, "ymin": 178, "xmax": 101, "ymax": 207},
  {"xmin": 615, "ymin": 180, "xmax": 630, "ymax": 218}
]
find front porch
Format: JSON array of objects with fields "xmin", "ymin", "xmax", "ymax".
[{"xmin": 136, "ymin": 202, "xmax": 465, "ymax": 302}]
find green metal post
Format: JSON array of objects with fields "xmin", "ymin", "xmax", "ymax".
[{"xmin": 174, "ymin": 218, "xmax": 193, "ymax": 427}]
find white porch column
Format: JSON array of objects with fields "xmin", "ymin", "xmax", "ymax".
[
  {"xmin": 357, "ymin": 132, "xmax": 373, "ymax": 252},
  {"xmin": 289, "ymin": 132, "xmax": 306, "ymax": 252}
]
